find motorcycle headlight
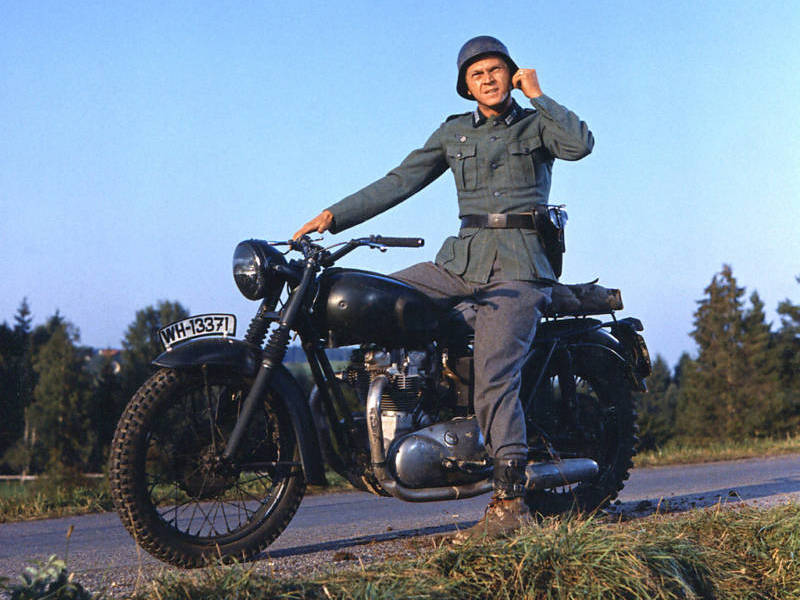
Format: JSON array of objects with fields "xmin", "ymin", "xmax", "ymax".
[{"xmin": 232, "ymin": 240, "xmax": 287, "ymax": 300}]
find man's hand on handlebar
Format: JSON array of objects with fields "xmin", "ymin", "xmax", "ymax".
[{"xmin": 292, "ymin": 210, "xmax": 333, "ymax": 241}]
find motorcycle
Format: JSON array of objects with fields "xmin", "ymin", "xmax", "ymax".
[{"xmin": 109, "ymin": 234, "xmax": 651, "ymax": 568}]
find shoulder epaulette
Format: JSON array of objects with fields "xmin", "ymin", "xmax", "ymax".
[{"xmin": 445, "ymin": 112, "xmax": 470, "ymax": 122}]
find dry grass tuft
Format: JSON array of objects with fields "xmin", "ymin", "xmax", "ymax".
[{"xmin": 131, "ymin": 502, "xmax": 800, "ymax": 599}]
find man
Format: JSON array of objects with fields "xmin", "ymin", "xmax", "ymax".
[{"xmin": 294, "ymin": 36, "xmax": 594, "ymax": 539}]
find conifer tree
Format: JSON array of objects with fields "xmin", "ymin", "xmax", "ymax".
[
  {"xmin": 775, "ymin": 276, "xmax": 800, "ymax": 426},
  {"xmin": 0, "ymin": 300, "xmax": 35, "ymax": 470},
  {"xmin": 27, "ymin": 320, "xmax": 95, "ymax": 474},
  {"xmin": 740, "ymin": 291, "xmax": 783, "ymax": 435},
  {"xmin": 677, "ymin": 265, "xmax": 746, "ymax": 439},
  {"xmin": 0, "ymin": 322, "xmax": 17, "ymax": 463},
  {"xmin": 678, "ymin": 265, "xmax": 783, "ymax": 440}
]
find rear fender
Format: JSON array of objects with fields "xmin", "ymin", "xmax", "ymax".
[
  {"xmin": 536, "ymin": 319, "xmax": 645, "ymax": 391},
  {"xmin": 152, "ymin": 338, "xmax": 326, "ymax": 485},
  {"xmin": 570, "ymin": 327, "xmax": 647, "ymax": 392}
]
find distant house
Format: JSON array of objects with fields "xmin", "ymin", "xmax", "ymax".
[{"xmin": 83, "ymin": 348, "xmax": 123, "ymax": 376}]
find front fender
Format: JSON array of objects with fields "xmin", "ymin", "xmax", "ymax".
[
  {"xmin": 152, "ymin": 338, "xmax": 326, "ymax": 485},
  {"xmin": 153, "ymin": 337, "xmax": 261, "ymax": 375}
]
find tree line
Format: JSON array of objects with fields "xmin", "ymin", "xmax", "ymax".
[
  {"xmin": 636, "ymin": 265, "xmax": 800, "ymax": 450},
  {"xmin": 0, "ymin": 265, "xmax": 798, "ymax": 478},
  {"xmin": 0, "ymin": 300, "xmax": 188, "ymax": 477}
]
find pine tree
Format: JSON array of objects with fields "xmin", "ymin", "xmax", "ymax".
[
  {"xmin": 27, "ymin": 320, "xmax": 95, "ymax": 474},
  {"xmin": 0, "ymin": 322, "xmax": 18, "ymax": 463},
  {"xmin": 740, "ymin": 291, "xmax": 783, "ymax": 435},
  {"xmin": 678, "ymin": 266, "xmax": 783, "ymax": 441},
  {"xmin": 677, "ymin": 265, "xmax": 745, "ymax": 439},
  {"xmin": 775, "ymin": 276, "xmax": 800, "ymax": 428},
  {"xmin": 0, "ymin": 300, "xmax": 36, "ymax": 471}
]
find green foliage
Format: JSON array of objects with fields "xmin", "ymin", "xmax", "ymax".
[
  {"xmin": 28, "ymin": 322, "xmax": 96, "ymax": 473},
  {"xmin": 635, "ymin": 432, "xmax": 800, "ymax": 467},
  {"xmin": 0, "ymin": 299, "xmax": 35, "ymax": 471},
  {"xmin": 0, "ymin": 478, "xmax": 113, "ymax": 523},
  {"xmin": 119, "ymin": 300, "xmax": 189, "ymax": 395},
  {"xmin": 0, "ymin": 555, "xmax": 97, "ymax": 600},
  {"xmin": 635, "ymin": 354, "xmax": 678, "ymax": 451},
  {"xmin": 775, "ymin": 277, "xmax": 800, "ymax": 422},
  {"xmin": 678, "ymin": 265, "xmax": 785, "ymax": 441}
]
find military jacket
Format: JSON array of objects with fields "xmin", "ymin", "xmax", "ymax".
[{"xmin": 326, "ymin": 94, "xmax": 594, "ymax": 283}]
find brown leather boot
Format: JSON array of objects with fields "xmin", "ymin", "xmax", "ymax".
[
  {"xmin": 451, "ymin": 495, "xmax": 532, "ymax": 543},
  {"xmin": 451, "ymin": 457, "xmax": 531, "ymax": 544}
]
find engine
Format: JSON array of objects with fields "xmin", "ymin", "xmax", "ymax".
[
  {"xmin": 339, "ymin": 346, "xmax": 489, "ymax": 489},
  {"xmin": 341, "ymin": 347, "xmax": 436, "ymax": 451}
]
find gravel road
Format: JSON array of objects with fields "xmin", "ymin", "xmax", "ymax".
[{"xmin": 2, "ymin": 454, "xmax": 799, "ymax": 597}]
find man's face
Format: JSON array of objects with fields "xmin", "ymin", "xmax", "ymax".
[{"xmin": 464, "ymin": 56, "xmax": 513, "ymax": 111}]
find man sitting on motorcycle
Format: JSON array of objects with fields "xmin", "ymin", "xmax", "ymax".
[{"xmin": 294, "ymin": 35, "xmax": 594, "ymax": 540}]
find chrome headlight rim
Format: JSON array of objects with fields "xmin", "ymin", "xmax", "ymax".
[{"xmin": 232, "ymin": 240, "xmax": 286, "ymax": 300}]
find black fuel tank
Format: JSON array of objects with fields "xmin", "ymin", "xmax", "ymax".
[{"xmin": 312, "ymin": 268, "xmax": 441, "ymax": 347}]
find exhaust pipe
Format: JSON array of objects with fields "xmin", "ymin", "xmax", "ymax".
[
  {"xmin": 377, "ymin": 458, "xmax": 599, "ymax": 502},
  {"xmin": 367, "ymin": 373, "xmax": 599, "ymax": 501},
  {"xmin": 526, "ymin": 458, "xmax": 599, "ymax": 490}
]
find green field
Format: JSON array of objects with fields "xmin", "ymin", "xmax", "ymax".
[{"xmin": 0, "ymin": 480, "xmax": 27, "ymax": 500}]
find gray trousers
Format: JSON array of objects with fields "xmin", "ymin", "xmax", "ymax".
[{"xmin": 391, "ymin": 261, "xmax": 551, "ymax": 460}]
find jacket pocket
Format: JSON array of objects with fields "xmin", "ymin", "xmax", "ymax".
[
  {"xmin": 521, "ymin": 229, "xmax": 556, "ymax": 280},
  {"xmin": 507, "ymin": 137, "xmax": 543, "ymax": 187},
  {"xmin": 446, "ymin": 143, "xmax": 477, "ymax": 191},
  {"xmin": 435, "ymin": 231, "xmax": 475, "ymax": 276}
]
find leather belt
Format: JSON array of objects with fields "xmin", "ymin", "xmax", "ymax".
[{"xmin": 460, "ymin": 213, "xmax": 536, "ymax": 229}]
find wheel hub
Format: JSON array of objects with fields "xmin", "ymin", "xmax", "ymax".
[{"xmin": 180, "ymin": 446, "xmax": 238, "ymax": 498}]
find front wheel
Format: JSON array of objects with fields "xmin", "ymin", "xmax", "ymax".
[
  {"xmin": 109, "ymin": 368, "xmax": 305, "ymax": 567},
  {"xmin": 525, "ymin": 349, "xmax": 637, "ymax": 515}
]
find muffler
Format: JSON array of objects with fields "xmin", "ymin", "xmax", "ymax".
[{"xmin": 526, "ymin": 458, "xmax": 599, "ymax": 490}]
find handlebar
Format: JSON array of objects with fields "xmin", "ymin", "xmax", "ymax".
[
  {"xmin": 275, "ymin": 235, "xmax": 425, "ymax": 267},
  {"xmin": 368, "ymin": 235, "xmax": 424, "ymax": 248}
]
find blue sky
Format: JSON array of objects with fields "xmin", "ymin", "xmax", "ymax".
[{"xmin": 1, "ymin": 1, "xmax": 798, "ymax": 366}]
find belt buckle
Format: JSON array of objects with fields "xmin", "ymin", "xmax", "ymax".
[{"xmin": 489, "ymin": 213, "xmax": 505, "ymax": 228}]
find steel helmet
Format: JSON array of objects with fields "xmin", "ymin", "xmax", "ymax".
[{"xmin": 456, "ymin": 36, "xmax": 519, "ymax": 99}]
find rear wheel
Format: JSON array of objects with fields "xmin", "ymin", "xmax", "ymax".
[
  {"xmin": 109, "ymin": 368, "xmax": 305, "ymax": 567},
  {"xmin": 525, "ymin": 351, "xmax": 637, "ymax": 515}
]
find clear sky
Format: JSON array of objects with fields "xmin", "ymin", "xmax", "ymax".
[{"xmin": 2, "ymin": 1, "xmax": 799, "ymax": 366}]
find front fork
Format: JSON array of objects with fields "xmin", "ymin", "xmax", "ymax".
[{"xmin": 222, "ymin": 261, "xmax": 317, "ymax": 461}]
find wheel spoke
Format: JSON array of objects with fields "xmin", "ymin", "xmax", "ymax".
[{"xmin": 111, "ymin": 369, "xmax": 304, "ymax": 565}]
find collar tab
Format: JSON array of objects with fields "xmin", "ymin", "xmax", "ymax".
[{"xmin": 472, "ymin": 99, "xmax": 523, "ymax": 128}]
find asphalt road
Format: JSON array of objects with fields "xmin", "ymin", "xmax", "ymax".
[{"xmin": 2, "ymin": 454, "xmax": 799, "ymax": 595}]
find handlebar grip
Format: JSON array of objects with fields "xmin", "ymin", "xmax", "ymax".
[{"xmin": 371, "ymin": 236, "xmax": 425, "ymax": 248}]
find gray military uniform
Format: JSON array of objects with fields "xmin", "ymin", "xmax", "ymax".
[{"xmin": 326, "ymin": 94, "xmax": 594, "ymax": 459}]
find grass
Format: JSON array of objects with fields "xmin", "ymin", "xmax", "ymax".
[
  {"xmin": 125, "ymin": 501, "xmax": 800, "ymax": 599},
  {"xmin": 0, "ymin": 478, "xmax": 114, "ymax": 524},
  {"xmin": 0, "ymin": 468, "xmax": 354, "ymax": 524},
  {"xmin": 636, "ymin": 433, "xmax": 800, "ymax": 468}
]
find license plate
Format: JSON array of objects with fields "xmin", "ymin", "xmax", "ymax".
[{"xmin": 159, "ymin": 314, "xmax": 236, "ymax": 349}]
